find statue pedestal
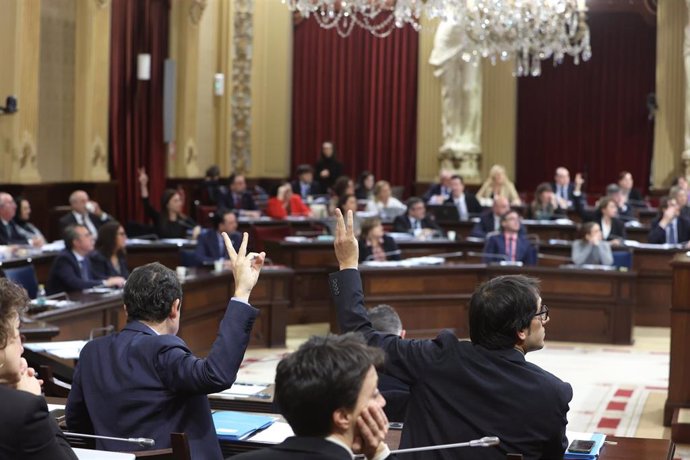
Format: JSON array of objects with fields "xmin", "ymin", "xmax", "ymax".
[{"xmin": 439, "ymin": 148, "xmax": 481, "ymax": 184}]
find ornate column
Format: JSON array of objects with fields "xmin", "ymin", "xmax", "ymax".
[
  {"xmin": 0, "ymin": 0, "xmax": 42, "ymax": 184},
  {"xmin": 683, "ymin": 0, "xmax": 690, "ymax": 180},
  {"xmin": 168, "ymin": 0, "xmax": 205, "ymax": 178},
  {"xmin": 73, "ymin": 0, "xmax": 111, "ymax": 181},
  {"xmin": 231, "ymin": 0, "xmax": 253, "ymax": 175}
]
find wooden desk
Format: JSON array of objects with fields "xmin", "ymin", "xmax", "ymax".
[
  {"xmin": 665, "ymin": 253, "xmax": 690, "ymax": 426},
  {"xmin": 24, "ymin": 267, "xmax": 292, "ymax": 351}
]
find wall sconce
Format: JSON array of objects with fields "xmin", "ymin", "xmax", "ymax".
[{"xmin": 214, "ymin": 73, "xmax": 225, "ymax": 96}]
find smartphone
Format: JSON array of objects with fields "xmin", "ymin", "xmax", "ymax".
[{"xmin": 567, "ymin": 439, "xmax": 596, "ymax": 453}]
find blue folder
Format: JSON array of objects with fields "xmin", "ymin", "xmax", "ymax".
[
  {"xmin": 564, "ymin": 432, "xmax": 607, "ymax": 460},
  {"xmin": 213, "ymin": 411, "xmax": 276, "ymax": 441}
]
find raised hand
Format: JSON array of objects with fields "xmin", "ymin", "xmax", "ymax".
[
  {"xmin": 137, "ymin": 167, "xmax": 149, "ymax": 186},
  {"xmin": 223, "ymin": 232, "xmax": 265, "ymax": 301},
  {"xmin": 334, "ymin": 209, "xmax": 359, "ymax": 270}
]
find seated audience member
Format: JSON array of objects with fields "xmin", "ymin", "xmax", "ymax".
[
  {"xmin": 359, "ymin": 218, "xmax": 401, "ymax": 263},
  {"xmin": 365, "ymin": 180, "xmax": 406, "ymax": 219},
  {"xmin": 552, "ymin": 167, "xmax": 577, "ymax": 208},
  {"xmin": 648, "ymin": 196, "xmax": 690, "ymax": 245},
  {"xmin": 571, "ymin": 222, "xmax": 614, "ymax": 266},
  {"xmin": 368, "ymin": 304, "xmax": 409, "ymax": 423},
  {"xmin": 469, "ymin": 195, "xmax": 513, "ymax": 238},
  {"xmin": 443, "ymin": 175, "xmax": 482, "ymax": 220},
  {"xmin": 618, "ymin": 170, "xmax": 646, "ymax": 208},
  {"xmin": 605, "ymin": 183, "xmax": 635, "ymax": 221},
  {"xmin": 0, "ymin": 279, "xmax": 78, "ymax": 460},
  {"xmin": 47, "ymin": 225, "xmax": 125, "ymax": 295},
  {"xmin": 218, "ymin": 173, "xmax": 261, "ymax": 218},
  {"xmin": 314, "ymin": 141, "xmax": 344, "ymax": 193},
  {"xmin": 330, "ymin": 176, "xmax": 356, "ymax": 215},
  {"xmin": 528, "ymin": 182, "xmax": 566, "ymax": 220},
  {"xmin": 58, "ymin": 189, "xmax": 111, "ymax": 236},
  {"xmin": 482, "ymin": 210, "xmax": 537, "ymax": 265},
  {"xmin": 574, "ymin": 196, "xmax": 627, "ymax": 243},
  {"xmin": 328, "ymin": 194, "xmax": 363, "ymax": 237},
  {"xmin": 423, "ymin": 170, "xmax": 453, "ymax": 204},
  {"xmin": 291, "ymin": 164, "xmax": 321, "ymax": 201},
  {"xmin": 66, "ymin": 235, "xmax": 265, "ymax": 459},
  {"xmin": 0, "ymin": 192, "xmax": 34, "ymax": 246},
  {"xmin": 233, "ymin": 333, "xmax": 391, "ymax": 460},
  {"xmin": 670, "ymin": 185, "xmax": 690, "ymax": 220},
  {"xmin": 202, "ymin": 164, "xmax": 229, "ymax": 205},
  {"xmin": 265, "ymin": 182, "xmax": 312, "ymax": 219},
  {"xmin": 672, "ymin": 175, "xmax": 690, "ymax": 203},
  {"xmin": 90, "ymin": 221, "xmax": 130, "ymax": 280},
  {"xmin": 13, "ymin": 196, "xmax": 46, "ymax": 246},
  {"xmin": 195, "ymin": 210, "xmax": 242, "ymax": 266},
  {"xmin": 476, "ymin": 164, "xmax": 521, "ymax": 206},
  {"xmin": 356, "ymin": 171, "xmax": 376, "ymax": 201},
  {"xmin": 331, "ymin": 209, "xmax": 572, "ymax": 460},
  {"xmin": 138, "ymin": 167, "xmax": 201, "ymax": 239},
  {"xmin": 392, "ymin": 197, "xmax": 442, "ymax": 237}
]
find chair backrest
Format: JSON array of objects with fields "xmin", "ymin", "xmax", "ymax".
[
  {"xmin": 179, "ymin": 249, "xmax": 199, "ymax": 268},
  {"xmin": 3, "ymin": 264, "xmax": 39, "ymax": 299},
  {"xmin": 612, "ymin": 249, "xmax": 633, "ymax": 269},
  {"xmin": 250, "ymin": 225, "xmax": 291, "ymax": 253}
]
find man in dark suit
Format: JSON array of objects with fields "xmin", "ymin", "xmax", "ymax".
[
  {"xmin": 194, "ymin": 210, "xmax": 242, "ymax": 266},
  {"xmin": 330, "ymin": 209, "xmax": 572, "ymax": 460},
  {"xmin": 648, "ymin": 196, "xmax": 690, "ymax": 245},
  {"xmin": 219, "ymin": 174, "xmax": 261, "ymax": 218},
  {"xmin": 574, "ymin": 196, "xmax": 627, "ymax": 242},
  {"xmin": 618, "ymin": 171, "xmax": 646, "ymax": 208},
  {"xmin": 670, "ymin": 185, "xmax": 690, "ymax": 221},
  {"xmin": 66, "ymin": 233, "xmax": 266, "ymax": 460},
  {"xmin": 58, "ymin": 190, "xmax": 111, "ymax": 236},
  {"xmin": 0, "ymin": 192, "xmax": 32, "ymax": 245},
  {"xmin": 234, "ymin": 333, "xmax": 391, "ymax": 460},
  {"xmin": 423, "ymin": 170, "xmax": 452, "ymax": 204},
  {"xmin": 46, "ymin": 224, "xmax": 125, "ymax": 295},
  {"xmin": 392, "ymin": 197, "xmax": 442, "ymax": 236},
  {"xmin": 482, "ymin": 210, "xmax": 537, "ymax": 265},
  {"xmin": 443, "ymin": 175, "xmax": 482, "ymax": 220},
  {"xmin": 291, "ymin": 164, "xmax": 322, "ymax": 201},
  {"xmin": 469, "ymin": 195, "xmax": 511, "ymax": 238},
  {"xmin": 550, "ymin": 167, "xmax": 587, "ymax": 209},
  {"xmin": 368, "ymin": 304, "xmax": 409, "ymax": 423}
]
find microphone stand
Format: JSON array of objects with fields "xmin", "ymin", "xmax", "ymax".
[
  {"xmin": 354, "ymin": 436, "xmax": 500, "ymax": 457},
  {"xmin": 63, "ymin": 432, "xmax": 156, "ymax": 448}
]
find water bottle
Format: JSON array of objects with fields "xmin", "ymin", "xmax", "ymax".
[{"xmin": 36, "ymin": 284, "xmax": 46, "ymax": 306}]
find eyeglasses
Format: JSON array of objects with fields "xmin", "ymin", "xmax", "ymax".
[{"xmin": 533, "ymin": 304, "xmax": 549, "ymax": 322}]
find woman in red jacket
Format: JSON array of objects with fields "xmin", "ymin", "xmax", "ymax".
[{"xmin": 265, "ymin": 182, "xmax": 313, "ymax": 219}]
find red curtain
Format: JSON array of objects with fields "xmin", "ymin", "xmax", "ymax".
[
  {"xmin": 109, "ymin": 0, "xmax": 170, "ymax": 223},
  {"xmin": 292, "ymin": 18, "xmax": 418, "ymax": 193},
  {"xmin": 515, "ymin": 13, "xmax": 656, "ymax": 195}
]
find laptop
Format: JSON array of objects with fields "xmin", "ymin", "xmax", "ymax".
[{"xmin": 427, "ymin": 204, "xmax": 460, "ymax": 222}]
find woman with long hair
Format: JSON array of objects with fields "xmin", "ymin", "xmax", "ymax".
[
  {"xmin": 90, "ymin": 221, "xmax": 129, "ymax": 279},
  {"xmin": 358, "ymin": 217, "xmax": 401, "ymax": 263},
  {"xmin": 476, "ymin": 164, "xmax": 521, "ymax": 206},
  {"xmin": 571, "ymin": 222, "xmax": 614, "ymax": 266},
  {"xmin": 12, "ymin": 196, "xmax": 45, "ymax": 246}
]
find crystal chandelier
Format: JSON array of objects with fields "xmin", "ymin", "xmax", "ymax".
[{"xmin": 284, "ymin": 0, "xmax": 592, "ymax": 77}]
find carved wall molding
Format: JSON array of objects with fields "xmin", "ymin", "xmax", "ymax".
[
  {"xmin": 231, "ymin": 0, "xmax": 253, "ymax": 174},
  {"xmin": 184, "ymin": 137, "xmax": 201, "ymax": 176},
  {"xmin": 189, "ymin": 0, "xmax": 207, "ymax": 26}
]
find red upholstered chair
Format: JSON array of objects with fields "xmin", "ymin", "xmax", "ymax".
[{"xmin": 250, "ymin": 225, "xmax": 291, "ymax": 253}]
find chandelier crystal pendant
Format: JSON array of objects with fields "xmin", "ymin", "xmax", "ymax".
[{"xmin": 284, "ymin": 0, "xmax": 592, "ymax": 77}]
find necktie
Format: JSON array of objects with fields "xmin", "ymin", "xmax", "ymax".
[
  {"xmin": 457, "ymin": 198, "xmax": 468, "ymax": 221},
  {"xmin": 668, "ymin": 222, "xmax": 677, "ymax": 244},
  {"xmin": 234, "ymin": 194, "xmax": 242, "ymax": 209},
  {"xmin": 79, "ymin": 259, "xmax": 91, "ymax": 280}
]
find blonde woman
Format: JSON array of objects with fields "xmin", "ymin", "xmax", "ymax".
[{"xmin": 476, "ymin": 165, "xmax": 521, "ymax": 206}]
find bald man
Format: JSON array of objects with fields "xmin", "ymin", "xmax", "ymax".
[
  {"xmin": 58, "ymin": 190, "xmax": 110, "ymax": 236},
  {"xmin": 0, "ymin": 192, "xmax": 31, "ymax": 245}
]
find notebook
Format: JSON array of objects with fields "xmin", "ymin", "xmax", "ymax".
[{"xmin": 213, "ymin": 411, "xmax": 276, "ymax": 441}]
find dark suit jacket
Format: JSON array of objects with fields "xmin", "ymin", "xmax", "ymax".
[
  {"xmin": 0, "ymin": 385, "xmax": 77, "ymax": 460},
  {"xmin": 0, "ymin": 219, "xmax": 29, "ymax": 245},
  {"xmin": 66, "ymin": 300, "xmax": 258, "ymax": 460},
  {"xmin": 443, "ymin": 193, "xmax": 483, "ymax": 215},
  {"xmin": 392, "ymin": 215, "xmax": 441, "ymax": 234},
  {"xmin": 89, "ymin": 251, "xmax": 129, "ymax": 279},
  {"xmin": 648, "ymin": 216, "xmax": 690, "ymax": 244},
  {"xmin": 219, "ymin": 191, "xmax": 258, "ymax": 212},
  {"xmin": 46, "ymin": 250, "xmax": 101, "ymax": 295},
  {"xmin": 550, "ymin": 182, "xmax": 581, "ymax": 205},
  {"xmin": 626, "ymin": 188, "xmax": 646, "ymax": 207},
  {"xmin": 194, "ymin": 229, "xmax": 242, "ymax": 265},
  {"xmin": 233, "ymin": 436, "xmax": 356, "ymax": 459},
  {"xmin": 573, "ymin": 197, "xmax": 627, "ymax": 240},
  {"xmin": 58, "ymin": 212, "xmax": 109, "ymax": 234},
  {"xmin": 379, "ymin": 372, "xmax": 409, "ymax": 422},
  {"xmin": 358, "ymin": 235, "xmax": 401, "ymax": 263},
  {"xmin": 331, "ymin": 269, "xmax": 572, "ymax": 460},
  {"xmin": 470, "ymin": 211, "xmax": 526, "ymax": 239},
  {"xmin": 423, "ymin": 183, "xmax": 451, "ymax": 203},
  {"xmin": 483, "ymin": 232, "xmax": 537, "ymax": 265},
  {"xmin": 291, "ymin": 180, "xmax": 321, "ymax": 200}
]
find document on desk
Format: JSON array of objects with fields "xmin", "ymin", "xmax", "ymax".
[
  {"xmin": 210, "ymin": 383, "xmax": 270, "ymax": 399},
  {"xmin": 73, "ymin": 448, "xmax": 135, "ymax": 459},
  {"xmin": 247, "ymin": 421, "xmax": 294, "ymax": 444},
  {"xmin": 24, "ymin": 340, "xmax": 87, "ymax": 360},
  {"xmin": 213, "ymin": 411, "xmax": 276, "ymax": 441}
]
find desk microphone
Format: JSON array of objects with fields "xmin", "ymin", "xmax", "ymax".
[
  {"xmin": 63, "ymin": 432, "xmax": 155, "ymax": 447},
  {"xmin": 355, "ymin": 436, "xmax": 500, "ymax": 457}
]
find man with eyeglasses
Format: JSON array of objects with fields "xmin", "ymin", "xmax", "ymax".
[{"xmin": 330, "ymin": 209, "xmax": 572, "ymax": 460}]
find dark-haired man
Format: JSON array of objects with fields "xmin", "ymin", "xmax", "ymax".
[
  {"xmin": 66, "ymin": 233, "xmax": 265, "ymax": 460},
  {"xmin": 291, "ymin": 164, "xmax": 322, "ymax": 201},
  {"xmin": 219, "ymin": 174, "xmax": 260, "ymax": 218},
  {"xmin": 392, "ymin": 197, "xmax": 442, "ymax": 237},
  {"xmin": 482, "ymin": 210, "xmax": 537, "ymax": 265},
  {"xmin": 195, "ymin": 210, "xmax": 242, "ymax": 266},
  {"xmin": 234, "ymin": 333, "xmax": 391, "ymax": 460},
  {"xmin": 331, "ymin": 209, "xmax": 572, "ymax": 460}
]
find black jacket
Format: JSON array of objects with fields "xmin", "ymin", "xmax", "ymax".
[
  {"xmin": 233, "ymin": 436, "xmax": 385, "ymax": 459},
  {"xmin": 392, "ymin": 215, "xmax": 441, "ymax": 234},
  {"xmin": 443, "ymin": 193, "xmax": 483, "ymax": 215},
  {"xmin": 89, "ymin": 251, "xmax": 129, "ymax": 279},
  {"xmin": 47, "ymin": 250, "xmax": 101, "ymax": 295},
  {"xmin": 648, "ymin": 216, "xmax": 690, "ymax": 244},
  {"xmin": 358, "ymin": 235, "xmax": 401, "ymax": 263}
]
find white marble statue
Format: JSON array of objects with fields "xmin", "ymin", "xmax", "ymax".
[{"xmin": 429, "ymin": 20, "xmax": 482, "ymax": 181}]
